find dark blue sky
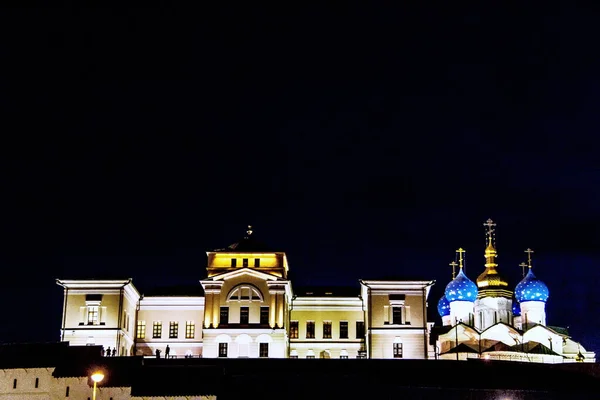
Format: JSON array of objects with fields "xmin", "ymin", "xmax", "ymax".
[{"xmin": 1, "ymin": 5, "xmax": 600, "ymax": 353}]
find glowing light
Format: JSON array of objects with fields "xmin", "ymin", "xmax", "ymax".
[{"xmin": 91, "ymin": 372, "xmax": 104, "ymax": 383}]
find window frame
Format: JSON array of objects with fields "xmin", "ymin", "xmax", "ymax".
[
  {"xmin": 323, "ymin": 321, "xmax": 332, "ymax": 339},
  {"xmin": 393, "ymin": 342, "xmax": 403, "ymax": 358},
  {"xmin": 220, "ymin": 307, "xmax": 229, "ymax": 324},
  {"xmin": 290, "ymin": 321, "xmax": 299, "ymax": 339},
  {"xmin": 169, "ymin": 321, "xmax": 179, "ymax": 339},
  {"xmin": 260, "ymin": 306, "xmax": 269, "ymax": 325},
  {"xmin": 136, "ymin": 320, "xmax": 146, "ymax": 339},
  {"xmin": 153, "ymin": 321, "xmax": 162, "ymax": 339},
  {"xmin": 259, "ymin": 342, "xmax": 269, "ymax": 358},
  {"xmin": 306, "ymin": 321, "xmax": 315, "ymax": 339},
  {"xmin": 339, "ymin": 321, "xmax": 348, "ymax": 339},
  {"xmin": 218, "ymin": 343, "xmax": 228, "ymax": 358},
  {"xmin": 185, "ymin": 321, "xmax": 195, "ymax": 339},
  {"xmin": 356, "ymin": 321, "xmax": 365, "ymax": 339}
]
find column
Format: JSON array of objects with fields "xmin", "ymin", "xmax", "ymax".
[
  {"xmin": 270, "ymin": 293, "xmax": 276, "ymax": 328},
  {"xmin": 204, "ymin": 292, "xmax": 213, "ymax": 328},
  {"xmin": 277, "ymin": 293, "xmax": 284, "ymax": 328},
  {"xmin": 212, "ymin": 292, "xmax": 220, "ymax": 328}
]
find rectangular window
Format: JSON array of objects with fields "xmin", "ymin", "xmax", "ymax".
[
  {"xmin": 87, "ymin": 306, "xmax": 99, "ymax": 325},
  {"xmin": 66, "ymin": 386, "xmax": 70, "ymax": 397},
  {"xmin": 254, "ymin": 258, "xmax": 260, "ymax": 267},
  {"xmin": 290, "ymin": 321, "xmax": 299, "ymax": 339},
  {"xmin": 35, "ymin": 377, "xmax": 39, "ymax": 388},
  {"xmin": 339, "ymin": 321, "xmax": 348, "ymax": 339},
  {"xmin": 323, "ymin": 321, "xmax": 332, "ymax": 339},
  {"xmin": 240, "ymin": 307, "xmax": 249, "ymax": 324},
  {"xmin": 393, "ymin": 307, "xmax": 403, "ymax": 325},
  {"xmin": 136, "ymin": 320, "xmax": 146, "ymax": 339},
  {"xmin": 231, "ymin": 258, "xmax": 237, "ymax": 267},
  {"xmin": 219, "ymin": 343, "xmax": 228, "ymax": 358},
  {"xmin": 153, "ymin": 322, "xmax": 162, "ymax": 339},
  {"xmin": 356, "ymin": 321, "xmax": 365, "ymax": 339},
  {"xmin": 242, "ymin": 258, "xmax": 249, "ymax": 267},
  {"xmin": 13, "ymin": 379, "xmax": 17, "ymax": 389},
  {"xmin": 169, "ymin": 322, "xmax": 179, "ymax": 339},
  {"xmin": 185, "ymin": 321, "xmax": 195, "ymax": 339},
  {"xmin": 260, "ymin": 307, "xmax": 269, "ymax": 325},
  {"xmin": 306, "ymin": 321, "xmax": 315, "ymax": 339},
  {"xmin": 259, "ymin": 343, "xmax": 269, "ymax": 358},
  {"xmin": 393, "ymin": 343, "xmax": 403, "ymax": 358},
  {"xmin": 220, "ymin": 307, "xmax": 229, "ymax": 324}
]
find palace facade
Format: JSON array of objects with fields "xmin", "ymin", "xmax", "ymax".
[
  {"xmin": 57, "ymin": 226, "xmax": 434, "ymax": 360},
  {"xmin": 56, "ymin": 221, "xmax": 595, "ymax": 363}
]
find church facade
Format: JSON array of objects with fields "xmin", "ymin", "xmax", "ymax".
[
  {"xmin": 434, "ymin": 219, "xmax": 595, "ymax": 363},
  {"xmin": 57, "ymin": 226, "xmax": 434, "ymax": 360},
  {"xmin": 56, "ymin": 222, "xmax": 595, "ymax": 363}
]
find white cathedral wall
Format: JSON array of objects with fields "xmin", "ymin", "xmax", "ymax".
[
  {"xmin": 449, "ymin": 301, "xmax": 473, "ymax": 325},
  {"xmin": 479, "ymin": 324, "xmax": 519, "ymax": 346},
  {"xmin": 523, "ymin": 325, "xmax": 562, "ymax": 355},
  {"xmin": 520, "ymin": 301, "xmax": 546, "ymax": 327},
  {"xmin": 473, "ymin": 297, "xmax": 512, "ymax": 331}
]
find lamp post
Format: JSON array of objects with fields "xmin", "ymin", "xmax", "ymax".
[{"xmin": 91, "ymin": 371, "xmax": 104, "ymax": 400}]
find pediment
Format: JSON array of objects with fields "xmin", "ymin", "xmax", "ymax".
[{"xmin": 204, "ymin": 267, "xmax": 281, "ymax": 282}]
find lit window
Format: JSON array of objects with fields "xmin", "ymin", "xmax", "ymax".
[
  {"xmin": 259, "ymin": 343, "xmax": 269, "ymax": 358},
  {"xmin": 87, "ymin": 306, "xmax": 99, "ymax": 325},
  {"xmin": 306, "ymin": 321, "xmax": 315, "ymax": 339},
  {"xmin": 290, "ymin": 321, "xmax": 299, "ymax": 339},
  {"xmin": 240, "ymin": 307, "xmax": 249, "ymax": 324},
  {"xmin": 136, "ymin": 320, "xmax": 146, "ymax": 339},
  {"xmin": 169, "ymin": 322, "xmax": 179, "ymax": 339},
  {"xmin": 393, "ymin": 343, "xmax": 403, "ymax": 358},
  {"xmin": 153, "ymin": 322, "xmax": 162, "ymax": 338},
  {"xmin": 185, "ymin": 321, "xmax": 195, "ymax": 339},
  {"xmin": 254, "ymin": 258, "xmax": 260, "ymax": 267},
  {"xmin": 219, "ymin": 343, "xmax": 228, "ymax": 357},
  {"xmin": 323, "ymin": 321, "xmax": 332, "ymax": 339},
  {"xmin": 260, "ymin": 307, "xmax": 269, "ymax": 325},
  {"xmin": 339, "ymin": 321, "xmax": 348, "ymax": 339},
  {"xmin": 220, "ymin": 307, "xmax": 229, "ymax": 324}
]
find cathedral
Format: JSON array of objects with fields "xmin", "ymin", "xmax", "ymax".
[
  {"xmin": 56, "ymin": 221, "xmax": 595, "ymax": 363},
  {"xmin": 434, "ymin": 219, "xmax": 595, "ymax": 363}
]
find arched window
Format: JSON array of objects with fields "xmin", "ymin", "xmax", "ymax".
[{"xmin": 227, "ymin": 285, "xmax": 263, "ymax": 302}]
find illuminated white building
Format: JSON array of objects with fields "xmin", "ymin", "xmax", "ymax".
[
  {"xmin": 434, "ymin": 219, "xmax": 595, "ymax": 363},
  {"xmin": 57, "ymin": 226, "xmax": 435, "ymax": 359}
]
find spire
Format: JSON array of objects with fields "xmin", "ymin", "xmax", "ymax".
[
  {"xmin": 483, "ymin": 218, "xmax": 498, "ymax": 268},
  {"xmin": 449, "ymin": 261, "xmax": 458, "ymax": 279},
  {"xmin": 476, "ymin": 218, "xmax": 511, "ymax": 297}
]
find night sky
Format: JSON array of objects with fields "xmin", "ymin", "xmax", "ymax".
[{"xmin": 2, "ymin": 6, "xmax": 600, "ymax": 354}]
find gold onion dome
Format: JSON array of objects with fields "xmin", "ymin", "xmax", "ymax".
[{"xmin": 476, "ymin": 219, "xmax": 512, "ymax": 299}]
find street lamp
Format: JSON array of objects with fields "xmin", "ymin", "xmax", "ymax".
[{"xmin": 91, "ymin": 371, "xmax": 104, "ymax": 400}]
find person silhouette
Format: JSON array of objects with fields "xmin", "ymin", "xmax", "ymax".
[
  {"xmin": 165, "ymin": 345, "xmax": 170, "ymax": 359},
  {"xmin": 111, "ymin": 347, "xmax": 117, "ymax": 357},
  {"xmin": 101, "ymin": 346, "xmax": 105, "ymax": 357},
  {"xmin": 156, "ymin": 349, "xmax": 161, "ymax": 359},
  {"xmin": 105, "ymin": 346, "xmax": 111, "ymax": 357}
]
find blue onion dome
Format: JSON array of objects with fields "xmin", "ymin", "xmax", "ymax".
[
  {"xmin": 437, "ymin": 295, "xmax": 451, "ymax": 317},
  {"xmin": 512, "ymin": 299, "xmax": 521, "ymax": 316},
  {"xmin": 444, "ymin": 269, "xmax": 478, "ymax": 302},
  {"xmin": 515, "ymin": 268, "xmax": 549, "ymax": 303}
]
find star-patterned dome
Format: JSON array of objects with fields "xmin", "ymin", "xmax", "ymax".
[
  {"xmin": 437, "ymin": 295, "xmax": 450, "ymax": 317},
  {"xmin": 444, "ymin": 269, "xmax": 478, "ymax": 302},
  {"xmin": 515, "ymin": 268, "xmax": 549, "ymax": 303}
]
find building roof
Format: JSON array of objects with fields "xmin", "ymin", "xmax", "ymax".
[
  {"xmin": 293, "ymin": 286, "xmax": 360, "ymax": 297},
  {"xmin": 141, "ymin": 285, "xmax": 205, "ymax": 297}
]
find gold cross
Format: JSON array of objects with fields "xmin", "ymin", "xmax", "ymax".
[
  {"xmin": 449, "ymin": 261, "xmax": 458, "ymax": 279},
  {"xmin": 525, "ymin": 248, "xmax": 534, "ymax": 267},
  {"xmin": 456, "ymin": 248, "xmax": 466, "ymax": 269},
  {"xmin": 519, "ymin": 262, "xmax": 528, "ymax": 277}
]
